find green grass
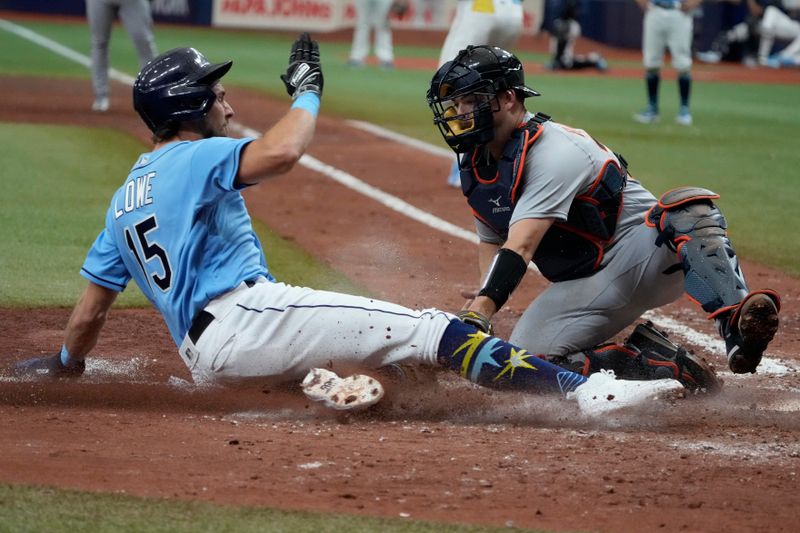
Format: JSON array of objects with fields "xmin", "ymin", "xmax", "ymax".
[
  {"xmin": 0, "ymin": 122, "xmax": 366, "ymax": 307},
  {"xmin": 0, "ymin": 485, "xmax": 545, "ymax": 533}
]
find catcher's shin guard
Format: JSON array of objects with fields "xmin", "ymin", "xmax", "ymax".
[
  {"xmin": 437, "ymin": 319, "xmax": 587, "ymax": 396},
  {"xmin": 549, "ymin": 322, "xmax": 721, "ymax": 393},
  {"xmin": 646, "ymin": 187, "xmax": 749, "ymax": 314},
  {"xmin": 646, "ymin": 187, "xmax": 781, "ymax": 373}
]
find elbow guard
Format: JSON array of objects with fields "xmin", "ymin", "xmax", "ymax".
[{"xmin": 477, "ymin": 248, "xmax": 528, "ymax": 310}]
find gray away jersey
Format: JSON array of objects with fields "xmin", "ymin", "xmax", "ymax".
[{"xmin": 475, "ymin": 119, "xmax": 658, "ymax": 265}]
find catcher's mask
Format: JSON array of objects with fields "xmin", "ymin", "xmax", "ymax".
[
  {"xmin": 427, "ymin": 46, "xmax": 540, "ymax": 154},
  {"xmin": 133, "ymin": 47, "xmax": 232, "ymax": 134}
]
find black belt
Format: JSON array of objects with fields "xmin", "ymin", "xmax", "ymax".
[
  {"xmin": 188, "ymin": 310, "xmax": 214, "ymax": 344},
  {"xmin": 187, "ymin": 279, "xmax": 258, "ymax": 344}
]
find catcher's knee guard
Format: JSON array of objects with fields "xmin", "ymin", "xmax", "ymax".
[
  {"xmin": 547, "ymin": 322, "xmax": 721, "ymax": 393},
  {"xmin": 646, "ymin": 187, "xmax": 749, "ymax": 314}
]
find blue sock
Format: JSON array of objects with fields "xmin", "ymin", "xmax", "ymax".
[
  {"xmin": 437, "ymin": 320, "xmax": 587, "ymax": 395},
  {"xmin": 678, "ymin": 73, "xmax": 691, "ymax": 109},
  {"xmin": 646, "ymin": 71, "xmax": 660, "ymax": 111}
]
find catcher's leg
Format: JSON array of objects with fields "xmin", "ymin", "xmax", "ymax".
[
  {"xmin": 646, "ymin": 187, "xmax": 781, "ymax": 373},
  {"xmin": 547, "ymin": 322, "xmax": 721, "ymax": 393}
]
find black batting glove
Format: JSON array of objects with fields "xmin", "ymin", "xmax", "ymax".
[
  {"xmin": 280, "ymin": 32, "xmax": 324, "ymax": 100},
  {"xmin": 455, "ymin": 310, "xmax": 494, "ymax": 336},
  {"xmin": 15, "ymin": 352, "xmax": 85, "ymax": 378}
]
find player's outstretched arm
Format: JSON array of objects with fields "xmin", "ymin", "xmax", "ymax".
[
  {"xmin": 15, "ymin": 282, "xmax": 118, "ymax": 378},
  {"xmin": 237, "ymin": 32, "xmax": 324, "ymax": 186}
]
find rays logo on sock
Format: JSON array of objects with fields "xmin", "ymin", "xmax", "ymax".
[
  {"xmin": 453, "ymin": 332, "xmax": 503, "ymax": 382},
  {"xmin": 494, "ymin": 347, "xmax": 539, "ymax": 382}
]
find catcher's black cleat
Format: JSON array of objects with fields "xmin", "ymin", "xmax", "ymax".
[
  {"xmin": 627, "ymin": 322, "xmax": 722, "ymax": 394},
  {"xmin": 557, "ymin": 322, "xmax": 722, "ymax": 394},
  {"xmin": 720, "ymin": 291, "xmax": 780, "ymax": 374}
]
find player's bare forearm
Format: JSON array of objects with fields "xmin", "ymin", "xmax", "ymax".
[
  {"xmin": 503, "ymin": 217, "xmax": 554, "ymax": 265},
  {"xmin": 63, "ymin": 282, "xmax": 118, "ymax": 359},
  {"xmin": 635, "ymin": 0, "xmax": 649, "ymax": 11},
  {"xmin": 237, "ymin": 33, "xmax": 322, "ymax": 185},
  {"xmin": 467, "ymin": 241, "xmax": 501, "ymax": 315},
  {"xmin": 477, "ymin": 240, "xmax": 500, "ymax": 281},
  {"xmin": 237, "ymin": 107, "xmax": 317, "ymax": 184}
]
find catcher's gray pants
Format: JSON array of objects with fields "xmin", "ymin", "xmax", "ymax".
[
  {"xmin": 86, "ymin": 0, "xmax": 156, "ymax": 99},
  {"xmin": 178, "ymin": 280, "xmax": 452, "ymax": 383},
  {"xmin": 509, "ymin": 222, "xmax": 685, "ymax": 356}
]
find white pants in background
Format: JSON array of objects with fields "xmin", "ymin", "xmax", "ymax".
[
  {"xmin": 759, "ymin": 6, "xmax": 800, "ymax": 62},
  {"xmin": 349, "ymin": 0, "xmax": 395, "ymax": 64},
  {"xmin": 438, "ymin": 0, "xmax": 524, "ymax": 66}
]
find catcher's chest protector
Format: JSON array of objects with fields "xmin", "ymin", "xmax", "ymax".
[{"xmin": 462, "ymin": 116, "xmax": 628, "ymax": 282}]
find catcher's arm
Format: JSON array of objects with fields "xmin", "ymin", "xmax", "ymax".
[
  {"xmin": 16, "ymin": 282, "xmax": 117, "ymax": 378},
  {"xmin": 468, "ymin": 217, "xmax": 554, "ymax": 318}
]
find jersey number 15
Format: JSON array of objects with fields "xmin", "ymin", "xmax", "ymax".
[{"xmin": 125, "ymin": 215, "xmax": 173, "ymax": 292}]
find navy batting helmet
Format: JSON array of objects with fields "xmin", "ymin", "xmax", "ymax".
[
  {"xmin": 133, "ymin": 47, "xmax": 232, "ymax": 134},
  {"xmin": 427, "ymin": 46, "xmax": 539, "ymax": 153}
]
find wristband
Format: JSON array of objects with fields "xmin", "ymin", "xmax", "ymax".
[
  {"xmin": 59, "ymin": 344, "xmax": 70, "ymax": 366},
  {"xmin": 477, "ymin": 248, "xmax": 528, "ymax": 310},
  {"xmin": 291, "ymin": 92, "xmax": 320, "ymax": 117}
]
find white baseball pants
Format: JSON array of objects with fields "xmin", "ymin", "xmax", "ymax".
[{"xmin": 179, "ymin": 280, "xmax": 453, "ymax": 383}]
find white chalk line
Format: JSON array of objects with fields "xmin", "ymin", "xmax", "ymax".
[{"xmin": 2, "ymin": 18, "xmax": 794, "ymax": 375}]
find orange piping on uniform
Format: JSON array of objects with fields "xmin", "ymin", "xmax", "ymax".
[
  {"xmin": 471, "ymin": 149, "xmax": 499, "ymax": 184},
  {"xmin": 511, "ymin": 125, "xmax": 543, "ymax": 203},
  {"xmin": 684, "ymin": 293, "xmax": 704, "ymax": 309}
]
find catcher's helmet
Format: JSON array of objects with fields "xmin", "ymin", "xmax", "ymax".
[
  {"xmin": 427, "ymin": 46, "xmax": 539, "ymax": 153},
  {"xmin": 133, "ymin": 47, "xmax": 232, "ymax": 133}
]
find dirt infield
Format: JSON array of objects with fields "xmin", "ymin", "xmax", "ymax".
[{"xmin": 2, "ymin": 74, "xmax": 799, "ymax": 533}]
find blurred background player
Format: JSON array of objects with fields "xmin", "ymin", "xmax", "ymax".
[
  {"xmin": 546, "ymin": 0, "xmax": 608, "ymax": 71},
  {"xmin": 633, "ymin": 0, "xmax": 702, "ymax": 126},
  {"xmin": 696, "ymin": 0, "xmax": 770, "ymax": 66},
  {"xmin": 348, "ymin": 0, "xmax": 408, "ymax": 68},
  {"xmin": 86, "ymin": 0, "xmax": 157, "ymax": 112},
  {"xmin": 759, "ymin": 0, "xmax": 800, "ymax": 66},
  {"xmin": 442, "ymin": 0, "xmax": 525, "ymax": 186},
  {"xmin": 695, "ymin": 0, "xmax": 798, "ymax": 66}
]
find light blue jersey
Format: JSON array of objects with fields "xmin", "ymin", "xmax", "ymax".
[{"xmin": 81, "ymin": 136, "xmax": 272, "ymax": 346}]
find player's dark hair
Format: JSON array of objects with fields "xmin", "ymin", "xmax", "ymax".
[{"xmin": 151, "ymin": 122, "xmax": 181, "ymax": 143}]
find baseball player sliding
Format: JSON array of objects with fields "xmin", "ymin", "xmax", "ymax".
[
  {"xmin": 427, "ymin": 45, "xmax": 780, "ymax": 385},
  {"xmin": 14, "ymin": 34, "xmax": 686, "ymax": 416}
]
